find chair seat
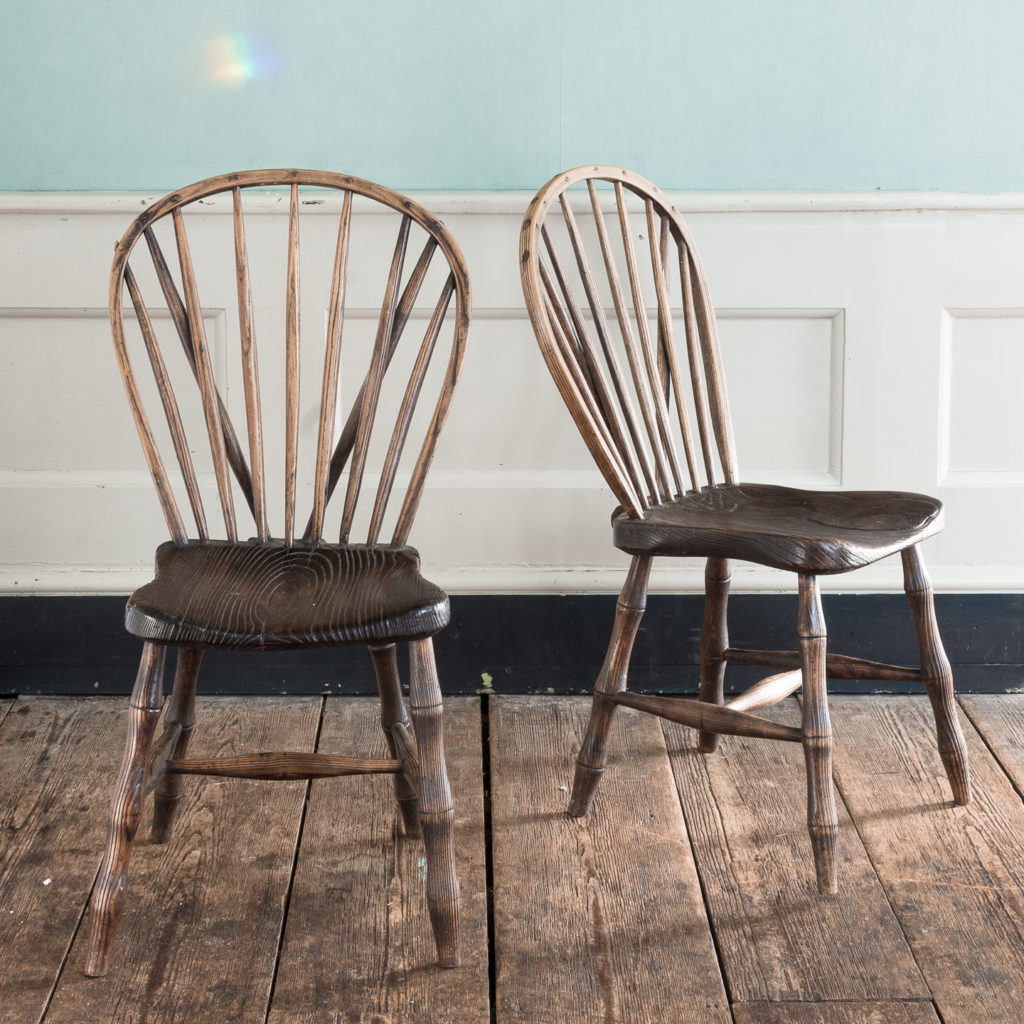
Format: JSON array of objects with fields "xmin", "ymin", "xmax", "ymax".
[
  {"xmin": 612, "ymin": 483, "xmax": 943, "ymax": 573},
  {"xmin": 125, "ymin": 540, "xmax": 450, "ymax": 650}
]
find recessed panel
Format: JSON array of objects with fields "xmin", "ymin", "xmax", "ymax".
[
  {"xmin": 943, "ymin": 312, "xmax": 1024, "ymax": 479},
  {"xmin": 716, "ymin": 311, "xmax": 842, "ymax": 480}
]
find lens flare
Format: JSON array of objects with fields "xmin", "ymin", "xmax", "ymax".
[{"xmin": 206, "ymin": 34, "xmax": 282, "ymax": 86}]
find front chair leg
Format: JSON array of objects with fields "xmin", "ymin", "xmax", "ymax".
[
  {"xmin": 370, "ymin": 643, "xmax": 421, "ymax": 837},
  {"xmin": 568, "ymin": 555, "xmax": 652, "ymax": 817},
  {"xmin": 409, "ymin": 638, "xmax": 460, "ymax": 968},
  {"xmin": 698, "ymin": 557, "xmax": 731, "ymax": 753},
  {"xmin": 151, "ymin": 648, "xmax": 202, "ymax": 843},
  {"xmin": 798, "ymin": 574, "xmax": 838, "ymax": 895},
  {"xmin": 902, "ymin": 545, "xmax": 972, "ymax": 804},
  {"xmin": 86, "ymin": 642, "xmax": 167, "ymax": 977}
]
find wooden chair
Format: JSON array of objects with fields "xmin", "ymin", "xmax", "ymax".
[
  {"xmin": 518, "ymin": 165, "xmax": 971, "ymax": 893},
  {"xmin": 86, "ymin": 170, "xmax": 470, "ymax": 975}
]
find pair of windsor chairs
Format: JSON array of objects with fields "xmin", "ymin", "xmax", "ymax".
[{"xmin": 87, "ymin": 165, "xmax": 970, "ymax": 981}]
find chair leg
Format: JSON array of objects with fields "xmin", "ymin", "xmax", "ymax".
[
  {"xmin": 568, "ymin": 555, "xmax": 652, "ymax": 817},
  {"xmin": 151, "ymin": 648, "xmax": 202, "ymax": 843},
  {"xmin": 409, "ymin": 638, "xmax": 460, "ymax": 968},
  {"xmin": 798, "ymin": 574, "xmax": 838, "ymax": 895},
  {"xmin": 85, "ymin": 642, "xmax": 167, "ymax": 977},
  {"xmin": 698, "ymin": 557, "xmax": 731, "ymax": 753},
  {"xmin": 902, "ymin": 545, "xmax": 972, "ymax": 805},
  {"xmin": 370, "ymin": 643, "xmax": 421, "ymax": 838}
]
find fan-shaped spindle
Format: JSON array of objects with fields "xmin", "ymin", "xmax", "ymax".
[
  {"xmin": 683, "ymin": 247, "xmax": 737, "ymax": 484},
  {"xmin": 656, "ymin": 215, "xmax": 671, "ymax": 392},
  {"xmin": 392, "ymin": 288, "xmax": 469, "ymax": 547},
  {"xmin": 645, "ymin": 201, "xmax": 699, "ymax": 492},
  {"xmin": 583, "ymin": 185, "xmax": 674, "ymax": 501},
  {"xmin": 284, "ymin": 184, "xmax": 301, "ymax": 545},
  {"xmin": 540, "ymin": 225, "xmax": 645, "ymax": 493},
  {"xmin": 125, "ymin": 265, "xmax": 208, "ymax": 538},
  {"xmin": 110, "ymin": 298, "xmax": 186, "ymax": 544},
  {"xmin": 304, "ymin": 236, "xmax": 438, "ymax": 540},
  {"xmin": 367, "ymin": 276, "xmax": 455, "ymax": 544},
  {"xmin": 172, "ymin": 208, "xmax": 237, "ymax": 541},
  {"xmin": 232, "ymin": 189, "xmax": 268, "ymax": 541},
  {"xmin": 309, "ymin": 191, "xmax": 354, "ymax": 544},
  {"xmin": 538, "ymin": 268, "xmax": 637, "ymax": 503},
  {"xmin": 564, "ymin": 187, "xmax": 658, "ymax": 506},
  {"xmin": 614, "ymin": 183, "xmax": 685, "ymax": 498},
  {"xmin": 678, "ymin": 247, "xmax": 720, "ymax": 487},
  {"xmin": 340, "ymin": 215, "xmax": 411, "ymax": 542},
  {"xmin": 144, "ymin": 227, "xmax": 257, "ymax": 518}
]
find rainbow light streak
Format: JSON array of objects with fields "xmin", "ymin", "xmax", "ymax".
[{"xmin": 206, "ymin": 34, "xmax": 283, "ymax": 86}]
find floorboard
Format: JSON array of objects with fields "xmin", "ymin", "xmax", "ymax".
[
  {"xmin": 0, "ymin": 699, "xmax": 124, "ymax": 1024},
  {"xmin": 731, "ymin": 1002, "xmax": 941, "ymax": 1023},
  {"xmin": 267, "ymin": 697, "xmax": 489, "ymax": 1024},
  {"xmin": 663, "ymin": 701, "xmax": 927, "ymax": 1002},
  {"xmin": 0, "ymin": 693, "xmax": 1020, "ymax": 1022},
  {"xmin": 828, "ymin": 695, "xmax": 1024, "ymax": 1024},
  {"xmin": 489, "ymin": 695, "xmax": 731, "ymax": 1024},
  {"xmin": 45, "ymin": 697, "xmax": 320, "ymax": 1024}
]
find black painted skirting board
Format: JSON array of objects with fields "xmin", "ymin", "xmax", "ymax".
[{"xmin": 1, "ymin": 593, "xmax": 1021, "ymax": 696}]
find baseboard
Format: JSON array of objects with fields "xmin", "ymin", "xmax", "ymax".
[{"xmin": 1, "ymin": 594, "xmax": 1020, "ymax": 696}]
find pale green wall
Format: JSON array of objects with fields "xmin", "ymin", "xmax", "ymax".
[{"xmin": 4, "ymin": 1, "xmax": 1023, "ymax": 191}]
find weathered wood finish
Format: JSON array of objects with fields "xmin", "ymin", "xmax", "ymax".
[
  {"xmin": 664, "ymin": 702, "xmax": 929, "ymax": 1004},
  {"xmin": 491, "ymin": 697, "xmax": 732, "ymax": 1024},
  {"xmin": 89, "ymin": 171, "xmax": 471, "ymax": 976},
  {"xmin": 733, "ymin": 1004, "xmax": 941, "ymax": 1024},
  {"xmin": 519, "ymin": 164, "xmax": 972, "ymax": 895},
  {"xmin": 567, "ymin": 554, "xmax": 651, "ymax": 817},
  {"xmin": 85, "ymin": 643, "xmax": 167, "ymax": 976}
]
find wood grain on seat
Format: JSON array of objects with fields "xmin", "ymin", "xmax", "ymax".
[
  {"xmin": 613, "ymin": 483, "xmax": 943, "ymax": 573},
  {"xmin": 126, "ymin": 540, "xmax": 448, "ymax": 650}
]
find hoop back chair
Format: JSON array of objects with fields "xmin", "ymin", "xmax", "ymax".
[
  {"xmin": 86, "ymin": 170, "xmax": 470, "ymax": 976},
  {"xmin": 519, "ymin": 165, "xmax": 971, "ymax": 893}
]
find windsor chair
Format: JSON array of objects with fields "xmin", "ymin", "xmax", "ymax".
[
  {"xmin": 85, "ymin": 170, "xmax": 470, "ymax": 976},
  {"xmin": 519, "ymin": 165, "xmax": 971, "ymax": 894}
]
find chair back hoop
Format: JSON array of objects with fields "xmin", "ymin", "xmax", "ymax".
[
  {"xmin": 519, "ymin": 165, "xmax": 737, "ymax": 518},
  {"xmin": 110, "ymin": 169, "xmax": 470, "ymax": 547}
]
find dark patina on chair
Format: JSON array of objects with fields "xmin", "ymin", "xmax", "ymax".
[
  {"xmin": 86, "ymin": 170, "xmax": 469, "ymax": 975},
  {"xmin": 519, "ymin": 165, "xmax": 970, "ymax": 893}
]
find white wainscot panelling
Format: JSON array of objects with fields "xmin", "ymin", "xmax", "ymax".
[{"xmin": 3, "ymin": 194, "xmax": 1024, "ymax": 594}]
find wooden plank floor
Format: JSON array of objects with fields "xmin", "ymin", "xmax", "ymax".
[{"xmin": 2, "ymin": 693, "xmax": 1024, "ymax": 1022}]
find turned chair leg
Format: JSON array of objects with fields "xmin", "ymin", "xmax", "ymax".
[
  {"xmin": 85, "ymin": 642, "xmax": 167, "ymax": 977},
  {"xmin": 568, "ymin": 555, "xmax": 652, "ymax": 817},
  {"xmin": 798, "ymin": 574, "xmax": 838, "ymax": 895},
  {"xmin": 151, "ymin": 648, "xmax": 202, "ymax": 843},
  {"xmin": 409, "ymin": 638, "xmax": 460, "ymax": 968},
  {"xmin": 370, "ymin": 643, "xmax": 421, "ymax": 838},
  {"xmin": 902, "ymin": 545, "xmax": 972, "ymax": 805},
  {"xmin": 698, "ymin": 557, "xmax": 731, "ymax": 753}
]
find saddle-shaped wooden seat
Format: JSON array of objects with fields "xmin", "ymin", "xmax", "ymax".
[
  {"xmin": 126, "ymin": 540, "xmax": 449, "ymax": 650},
  {"xmin": 613, "ymin": 483, "xmax": 943, "ymax": 573}
]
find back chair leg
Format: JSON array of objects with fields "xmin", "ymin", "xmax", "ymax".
[
  {"xmin": 409, "ymin": 638, "xmax": 460, "ymax": 968},
  {"xmin": 568, "ymin": 555, "xmax": 652, "ymax": 817},
  {"xmin": 371, "ymin": 643, "xmax": 421, "ymax": 837},
  {"xmin": 798, "ymin": 574, "xmax": 838, "ymax": 895},
  {"xmin": 902, "ymin": 545, "xmax": 972, "ymax": 805},
  {"xmin": 86, "ymin": 642, "xmax": 167, "ymax": 977},
  {"xmin": 151, "ymin": 648, "xmax": 202, "ymax": 843},
  {"xmin": 698, "ymin": 557, "xmax": 731, "ymax": 753}
]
